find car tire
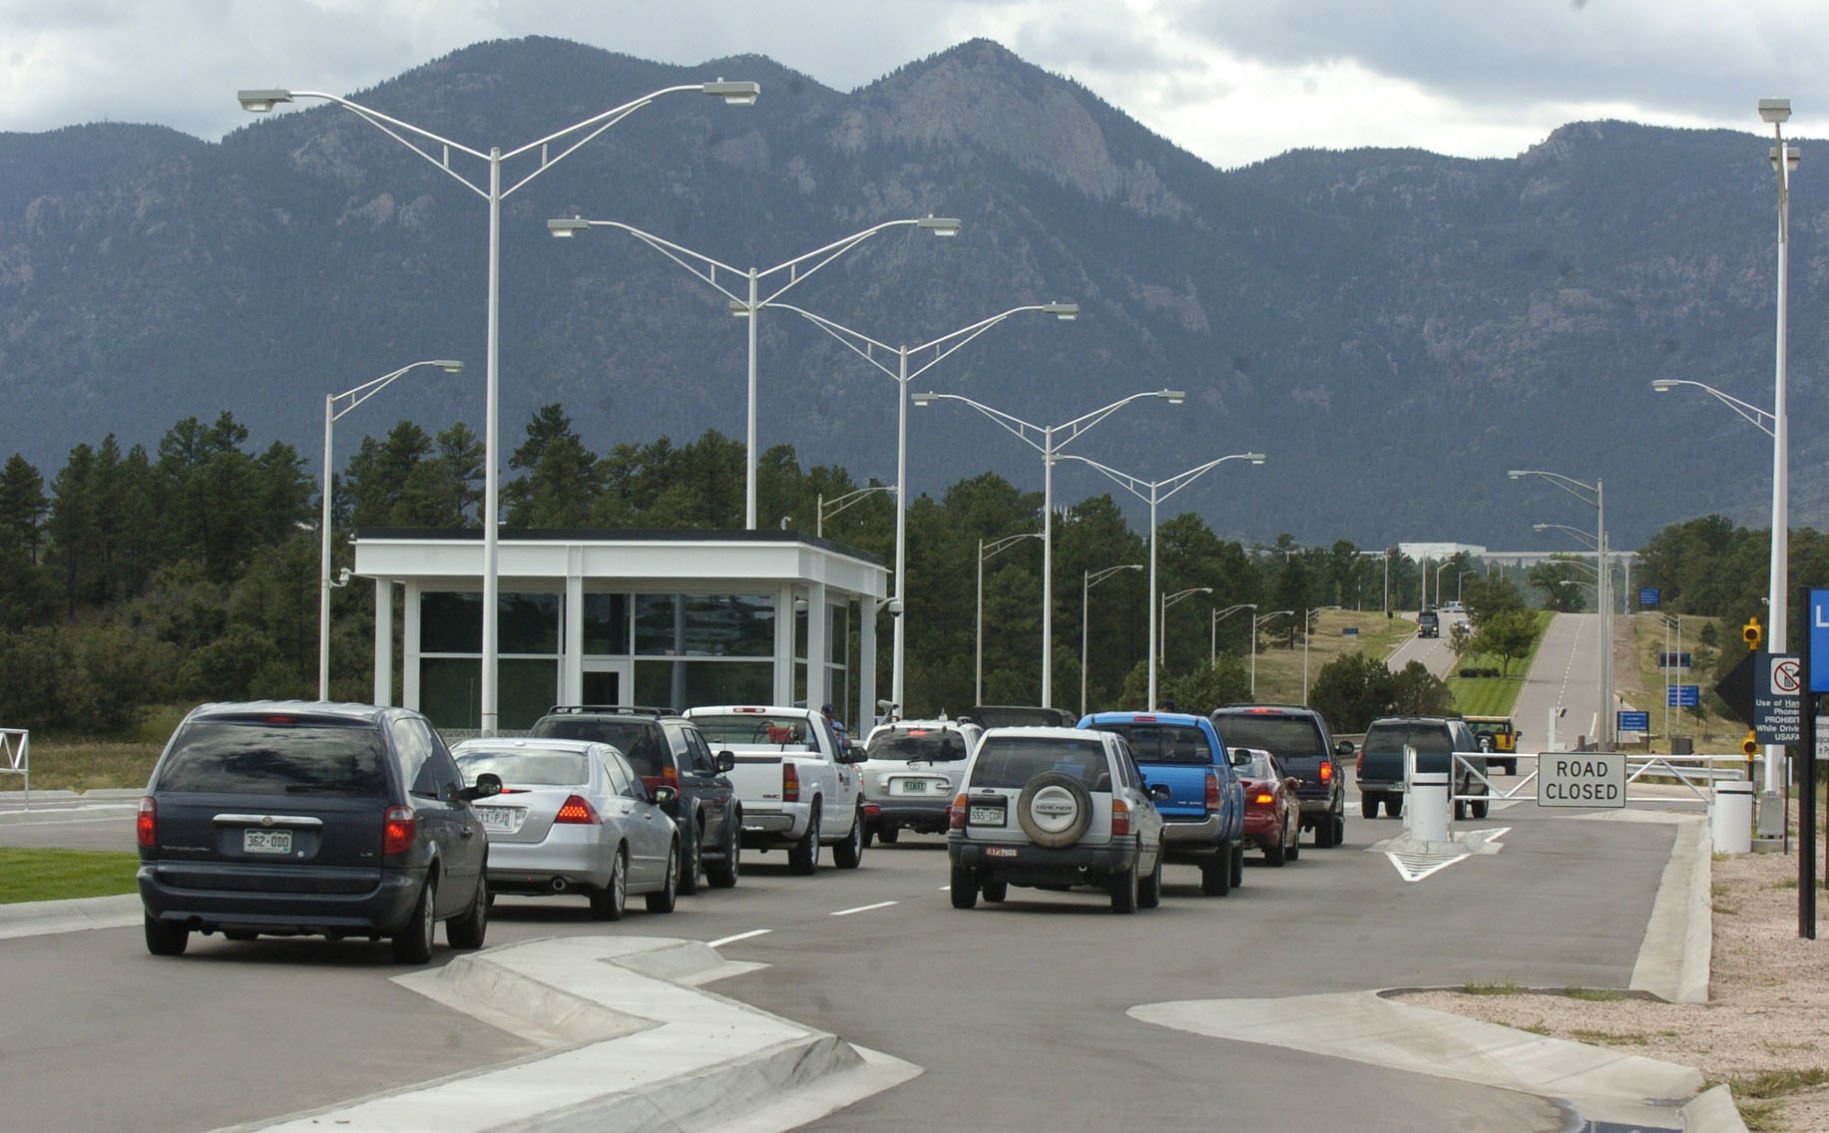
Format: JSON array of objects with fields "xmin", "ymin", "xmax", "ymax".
[
  {"xmin": 1333, "ymin": 814, "xmax": 1346, "ymax": 845},
  {"xmin": 878, "ymin": 827, "xmax": 900, "ymax": 845},
  {"xmin": 392, "ymin": 875, "xmax": 436, "ymax": 964},
  {"xmin": 1314, "ymin": 814, "xmax": 1336, "ymax": 848},
  {"xmin": 707, "ymin": 815, "xmax": 741, "ymax": 889},
  {"xmin": 591, "ymin": 849, "xmax": 628, "ymax": 921},
  {"xmin": 1454, "ymin": 798, "xmax": 1467, "ymax": 822},
  {"xmin": 678, "ymin": 816, "xmax": 702, "ymax": 896},
  {"xmin": 645, "ymin": 840, "xmax": 679, "ymax": 914},
  {"xmin": 1265, "ymin": 821, "xmax": 1287, "ymax": 867},
  {"xmin": 447, "ymin": 871, "xmax": 488, "ymax": 950},
  {"xmin": 1110, "ymin": 860, "xmax": 1138, "ymax": 914},
  {"xmin": 1230, "ymin": 841, "xmax": 1245, "ymax": 888},
  {"xmin": 950, "ymin": 866, "xmax": 979, "ymax": 909},
  {"xmin": 1016, "ymin": 772, "xmax": 1093, "ymax": 849},
  {"xmin": 861, "ymin": 824, "xmax": 875, "ymax": 849},
  {"xmin": 144, "ymin": 914, "xmax": 189, "ymax": 957},
  {"xmin": 1138, "ymin": 851, "xmax": 1163, "ymax": 909},
  {"xmin": 1362, "ymin": 792, "xmax": 1381, "ymax": 818},
  {"xmin": 788, "ymin": 805, "xmax": 822, "ymax": 875},
  {"xmin": 832, "ymin": 805, "xmax": 865, "ymax": 869},
  {"xmin": 1472, "ymin": 798, "xmax": 1490, "ymax": 819},
  {"xmin": 1201, "ymin": 852, "xmax": 1232, "ymax": 897},
  {"xmin": 1286, "ymin": 823, "xmax": 1300, "ymax": 862},
  {"xmin": 1385, "ymin": 793, "xmax": 1403, "ymax": 820},
  {"xmin": 982, "ymin": 879, "xmax": 1008, "ymax": 903}
]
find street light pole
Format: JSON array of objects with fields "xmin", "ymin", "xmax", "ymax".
[
  {"xmin": 1083, "ymin": 564, "xmax": 1144, "ymax": 716},
  {"xmin": 547, "ymin": 215, "xmax": 960, "ymax": 529},
  {"xmin": 319, "ymin": 359, "xmax": 465, "ymax": 700},
  {"xmin": 241, "ymin": 80, "xmax": 759, "ymax": 734},
  {"xmin": 913, "ymin": 387, "xmax": 1180, "ymax": 707},
  {"xmin": 1210, "ymin": 603, "xmax": 1258, "ymax": 666},
  {"xmin": 817, "ymin": 485, "xmax": 895, "ymax": 537},
  {"xmin": 1056, "ymin": 452, "xmax": 1268, "ymax": 707},
  {"xmin": 770, "ymin": 301, "xmax": 1078, "ymax": 714},
  {"xmin": 1763, "ymin": 97, "xmax": 1796, "ymax": 801},
  {"xmin": 1511, "ymin": 468, "xmax": 1612, "ymax": 748},
  {"xmin": 978, "ymin": 532, "xmax": 1043, "ymax": 702},
  {"xmin": 1160, "ymin": 587, "xmax": 1213, "ymax": 669}
]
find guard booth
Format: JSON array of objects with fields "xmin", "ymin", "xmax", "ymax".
[{"xmin": 352, "ymin": 528, "xmax": 889, "ymax": 734}]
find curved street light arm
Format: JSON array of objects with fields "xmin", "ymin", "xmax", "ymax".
[
  {"xmin": 903, "ymin": 304, "xmax": 1071, "ymax": 384},
  {"xmin": 983, "ymin": 531, "xmax": 1044, "ymax": 560},
  {"xmin": 819, "ymin": 484, "xmax": 894, "ymax": 525},
  {"xmin": 1052, "ymin": 452, "xmax": 1154, "ymax": 505},
  {"xmin": 1055, "ymin": 389, "xmax": 1183, "ymax": 449},
  {"xmin": 1508, "ymin": 468, "xmax": 1598, "ymax": 507},
  {"xmin": 915, "ymin": 392, "xmax": 1050, "ymax": 456},
  {"xmin": 1213, "ymin": 602, "xmax": 1257, "ymax": 623},
  {"xmin": 1162, "ymin": 586, "xmax": 1213, "ymax": 611},
  {"xmin": 767, "ymin": 301, "xmax": 902, "ymax": 380},
  {"xmin": 1254, "ymin": 609, "xmax": 1295, "ymax": 628},
  {"xmin": 1653, "ymin": 379, "xmax": 1777, "ymax": 437},
  {"xmin": 331, "ymin": 359, "xmax": 464, "ymax": 420},
  {"xmin": 1532, "ymin": 521, "xmax": 1599, "ymax": 548},
  {"xmin": 1087, "ymin": 563, "xmax": 1143, "ymax": 589}
]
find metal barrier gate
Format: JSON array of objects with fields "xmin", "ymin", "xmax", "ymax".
[
  {"xmin": 1450, "ymin": 749, "xmax": 1752, "ymax": 807},
  {"xmin": 0, "ymin": 728, "xmax": 28, "ymax": 808}
]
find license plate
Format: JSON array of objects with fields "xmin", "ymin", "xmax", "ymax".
[
  {"xmin": 985, "ymin": 846, "xmax": 1017, "ymax": 858},
  {"xmin": 968, "ymin": 805, "xmax": 1006, "ymax": 826},
  {"xmin": 894, "ymin": 779, "xmax": 936, "ymax": 795},
  {"xmin": 242, "ymin": 828, "xmax": 292, "ymax": 854},
  {"xmin": 478, "ymin": 808, "xmax": 519, "ymax": 833}
]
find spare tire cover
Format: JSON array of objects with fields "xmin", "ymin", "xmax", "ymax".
[{"xmin": 1017, "ymin": 771, "xmax": 1094, "ymax": 848}]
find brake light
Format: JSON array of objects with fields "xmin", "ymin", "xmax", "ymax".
[
  {"xmin": 554, "ymin": 795, "xmax": 598, "ymax": 824},
  {"xmin": 1319, "ymin": 762, "xmax": 1334, "ymax": 782},
  {"xmin": 383, "ymin": 805, "xmax": 416, "ymax": 854},
  {"xmin": 949, "ymin": 793, "xmax": 968, "ymax": 829},
  {"xmin": 662, "ymin": 764, "xmax": 680, "ymax": 787},
  {"xmin": 137, "ymin": 797, "xmax": 156, "ymax": 847},
  {"xmin": 1205, "ymin": 773, "xmax": 1221, "ymax": 811},
  {"xmin": 1356, "ymin": 751, "xmax": 1364, "ymax": 774},
  {"xmin": 1111, "ymin": 799, "xmax": 1132, "ymax": 836},
  {"xmin": 1134, "ymin": 714, "xmax": 1157, "ymax": 723},
  {"xmin": 1253, "ymin": 792, "xmax": 1275, "ymax": 806},
  {"xmin": 783, "ymin": 762, "xmax": 800, "ymax": 803}
]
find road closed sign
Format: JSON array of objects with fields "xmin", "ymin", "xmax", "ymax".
[{"xmin": 1538, "ymin": 752, "xmax": 1627, "ymax": 808}]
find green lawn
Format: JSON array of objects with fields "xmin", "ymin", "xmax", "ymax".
[
  {"xmin": 1447, "ymin": 610, "xmax": 1555, "ymax": 717},
  {"xmin": 0, "ymin": 848, "xmax": 140, "ymax": 904},
  {"xmin": 0, "ymin": 740, "xmax": 162, "ymax": 793}
]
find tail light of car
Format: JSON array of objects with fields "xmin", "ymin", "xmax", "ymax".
[
  {"xmin": 382, "ymin": 805, "xmax": 417, "ymax": 855},
  {"xmin": 1252, "ymin": 792, "xmax": 1276, "ymax": 807},
  {"xmin": 949, "ymin": 793, "xmax": 968, "ymax": 829},
  {"xmin": 1319, "ymin": 761, "xmax": 1334, "ymax": 783},
  {"xmin": 554, "ymin": 795, "xmax": 599, "ymax": 824},
  {"xmin": 136, "ymin": 797, "xmax": 156, "ymax": 848},
  {"xmin": 662, "ymin": 764, "xmax": 680, "ymax": 788},
  {"xmin": 1111, "ymin": 799, "xmax": 1132, "ymax": 836},
  {"xmin": 1204, "ymin": 772, "xmax": 1221, "ymax": 812},
  {"xmin": 1356, "ymin": 751, "xmax": 1364, "ymax": 774},
  {"xmin": 783, "ymin": 762, "xmax": 801, "ymax": 803}
]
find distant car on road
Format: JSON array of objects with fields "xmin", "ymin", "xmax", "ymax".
[
  {"xmin": 1417, "ymin": 610, "xmax": 1441, "ymax": 638},
  {"xmin": 1464, "ymin": 715, "xmax": 1521, "ymax": 776},
  {"xmin": 137, "ymin": 701, "xmax": 501, "ymax": 963},
  {"xmin": 857, "ymin": 718, "xmax": 981, "ymax": 844},
  {"xmin": 1356, "ymin": 715, "xmax": 1488, "ymax": 820},
  {"xmin": 452, "ymin": 737, "xmax": 682, "ymax": 921},
  {"xmin": 1230, "ymin": 747, "xmax": 1301, "ymax": 866},
  {"xmin": 1210, "ymin": 703, "xmax": 1349, "ymax": 847}
]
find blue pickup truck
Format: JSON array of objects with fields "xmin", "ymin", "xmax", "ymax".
[{"xmin": 1078, "ymin": 711, "xmax": 1247, "ymax": 895}]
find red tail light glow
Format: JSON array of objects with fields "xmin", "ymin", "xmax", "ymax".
[
  {"xmin": 554, "ymin": 795, "xmax": 598, "ymax": 824},
  {"xmin": 1205, "ymin": 772, "xmax": 1221, "ymax": 811},
  {"xmin": 662, "ymin": 764, "xmax": 680, "ymax": 787},
  {"xmin": 783, "ymin": 763, "xmax": 801, "ymax": 803},
  {"xmin": 383, "ymin": 805, "xmax": 416, "ymax": 854},
  {"xmin": 1253, "ymin": 792, "xmax": 1275, "ymax": 806},
  {"xmin": 1111, "ymin": 799, "xmax": 1131, "ymax": 836},
  {"xmin": 949, "ymin": 793, "xmax": 968, "ymax": 829},
  {"xmin": 137, "ymin": 797, "xmax": 156, "ymax": 847},
  {"xmin": 1356, "ymin": 751, "xmax": 1364, "ymax": 774},
  {"xmin": 1319, "ymin": 762, "xmax": 1334, "ymax": 782}
]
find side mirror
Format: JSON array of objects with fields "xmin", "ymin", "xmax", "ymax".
[
  {"xmin": 461, "ymin": 772, "xmax": 503, "ymax": 802},
  {"xmin": 1334, "ymin": 740, "xmax": 1356, "ymax": 758},
  {"xmin": 716, "ymin": 751, "xmax": 736, "ymax": 774},
  {"xmin": 1149, "ymin": 783, "xmax": 1172, "ymax": 803},
  {"xmin": 1229, "ymin": 750, "xmax": 1251, "ymax": 768},
  {"xmin": 651, "ymin": 784, "xmax": 679, "ymax": 806},
  {"xmin": 840, "ymin": 745, "xmax": 868, "ymax": 765}
]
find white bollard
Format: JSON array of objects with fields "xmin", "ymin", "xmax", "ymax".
[
  {"xmin": 1409, "ymin": 770, "xmax": 1451, "ymax": 843},
  {"xmin": 1711, "ymin": 780, "xmax": 1754, "ymax": 855}
]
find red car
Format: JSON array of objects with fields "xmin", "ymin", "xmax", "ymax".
[{"xmin": 1232, "ymin": 747, "xmax": 1302, "ymax": 866}]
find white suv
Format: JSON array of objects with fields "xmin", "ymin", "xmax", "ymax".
[
  {"xmin": 946, "ymin": 727, "xmax": 1168, "ymax": 914},
  {"xmin": 858, "ymin": 718, "xmax": 982, "ymax": 845}
]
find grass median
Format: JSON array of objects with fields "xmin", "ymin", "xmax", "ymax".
[{"xmin": 0, "ymin": 848, "xmax": 139, "ymax": 904}]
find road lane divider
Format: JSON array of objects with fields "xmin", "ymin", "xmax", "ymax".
[
  {"xmin": 708, "ymin": 928, "xmax": 772, "ymax": 948},
  {"xmin": 830, "ymin": 901, "xmax": 897, "ymax": 917}
]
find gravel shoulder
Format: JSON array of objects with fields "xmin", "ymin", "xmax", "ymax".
[{"xmin": 1404, "ymin": 836, "xmax": 1829, "ymax": 1131}]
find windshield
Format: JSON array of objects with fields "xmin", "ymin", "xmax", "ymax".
[
  {"xmin": 1085, "ymin": 723, "xmax": 1211, "ymax": 765},
  {"xmin": 692, "ymin": 714, "xmax": 818, "ymax": 751},
  {"xmin": 455, "ymin": 748, "xmax": 590, "ymax": 787},
  {"xmin": 866, "ymin": 728, "xmax": 969, "ymax": 762},
  {"xmin": 969, "ymin": 737, "xmax": 1110, "ymax": 790},
  {"xmin": 1363, "ymin": 722, "xmax": 1453, "ymax": 756},
  {"xmin": 528, "ymin": 717, "xmax": 665, "ymax": 777},
  {"xmin": 154, "ymin": 719, "xmax": 387, "ymax": 796},
  {"xmin": 1232, "ymin": 750, "xmax": 1277, "ymax": 779},
  {"xmin": 1212, "ymin": 714, "xmax": 1322, "ymax": 760}
]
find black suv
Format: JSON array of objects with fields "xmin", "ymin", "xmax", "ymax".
[
  {"xmin": 1211, "ymin": 704, "xmax": 1350, "ymax": 848},
  {"xmin": 137, "ymin": 701, "xmax": 501, "ymax": 962},
  {"xmin": 528, "ymin": 706, "xmax": 739, "ymax": 892}
]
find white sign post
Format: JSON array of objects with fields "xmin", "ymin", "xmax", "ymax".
[{"xmin": 1537, "ymin": 751, "xmax": 1627, "ymax": 808}]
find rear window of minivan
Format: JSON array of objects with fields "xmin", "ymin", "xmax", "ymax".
[
  {"xmin": 154, "ymin": 720, "xmax": 387, "ymax": 795},
  {"xmin": 1363, "ymin": 721, "xmax": 1454, "ymax": 756},
  {"xmin": 1211, "ymin": 714, "xmax": 1322, "ymax": 759},
  {"xmin": 969, "ymin": 737, "xmax": 1109, "ymax": 789},
  {"xmin": 867, "ymin": 728, "xmax": 969, "ymax": 762}
]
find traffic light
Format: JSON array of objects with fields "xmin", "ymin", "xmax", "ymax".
[
  {"xmin": 1743, "ymin": 616, "xmax": 1762, "ymax": 651},
  {"xmin": 1742, "ymin": 730, "xmax": 1760, "ymax": 758}
]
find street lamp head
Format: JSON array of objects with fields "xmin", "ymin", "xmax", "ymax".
[
  {"xmin": 1651, "ymin": 379, "xmax": 1676, "ymax": 392},
  {"xmin": 701, "ymin": 80, "xmax": 761, "ymax": 105},
  {"xmin": 728, "ymin": 299, "xmax": 750, "ymax": 318},
  {"xmin": 237, "ymin": 89, "xmax": 293, "ymax": 113},
  {"xmin": 1244, "ymin": 453, "xmax": 1267, "ymax": 465},
  {"xmin": 1507, "ymin": 470, "xmax": 1527, "ymax": 480},
  {"xmin": 911, "ymin": 392, "xmax": 937, "ymax": 406},
  {"xmin": 1532, "ymin": 523, "xmax": 1550, "ymax": 532},
  {"xmin": 1043, "ymin": 302, "xmax": 1079, "ymax": 320},
  {"xmin": 917, "ymin": 216, "xmax": 962, "ymax": 236},
  {"xmin": 547, "ymin": 217, "xmax": 592, "ymax": 238},
  {"xmin": 1759, "ymin": 98, "xmax": 1792, "ymax": 125},
  {"xmin": 1162, "ymin": 389, "xmax": 1186, "ymax": 404},
  {"xmin": 434, "ymin": 360, "xmax": 465, "ymax": 373}
]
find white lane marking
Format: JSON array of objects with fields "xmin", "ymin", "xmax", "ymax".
[
  {"xmin": 831, "ymin": 901, "xmax": 898, "ymax": 917},
  {"xmin": 707, "ymin": 929, "xmax": 772, "ymax": 948}
]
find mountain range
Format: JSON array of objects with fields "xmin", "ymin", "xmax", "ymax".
[{"xmin": 0, "ymin": 36, "xmax": 1817, "ymax": 549}]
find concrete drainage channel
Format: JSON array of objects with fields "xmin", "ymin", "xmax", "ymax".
[{"xmin": 223, "ymin": 936, "xmax": 920, "ymax": 1133}]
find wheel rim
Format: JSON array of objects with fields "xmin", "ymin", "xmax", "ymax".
[
  {"xmin": 666, "ymin": 843, "xmax": 679, "ymax": 897},
  {"xmin": 420, "ymin": 879, "xmax": 436, "ymax": 951},
  {"xmin": 613, "ymin": 853, "xmax": 627, "ymax": 910}
]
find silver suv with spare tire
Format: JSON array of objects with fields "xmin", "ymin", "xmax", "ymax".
[{"xmin": 946, "ymin": 727, "xmax": 1169, "ymax": 914}]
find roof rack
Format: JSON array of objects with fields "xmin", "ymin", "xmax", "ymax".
[{"xmin": 543, "ymin": 705, "xmax": 672, "ymax": 718}]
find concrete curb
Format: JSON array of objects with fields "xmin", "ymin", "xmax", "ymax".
[
  {"xmin": 232, "ymin": 936, "xmax": 919, "ymax": 1133},
  {"xmin": 0, "ymin": 893, "xmax": 139, "ymax": 940}
]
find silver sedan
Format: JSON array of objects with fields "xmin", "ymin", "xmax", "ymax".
[{"xmin": 451, "ymin": 737, "xmax": 680, "ymax": 920}]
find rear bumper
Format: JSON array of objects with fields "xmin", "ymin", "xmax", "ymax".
[
  {"xmin": 485, "ymin": 837, "xmax": 616, "ymax": 894},
  {"xmin": 138, "ymin": 863, "xmax": 419, "ymax": 936},
  {"xmin": 864, "ymin": 798, "xmax": 950, "ymax": 831},
  {"xmin": 948, "ymin": 837, "xmax": 1139, "ymax": 885}
]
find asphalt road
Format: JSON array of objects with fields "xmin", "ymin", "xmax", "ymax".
[
  {"xmin": 1385, "ymin": 609, "xmax": 1464, "ymax": 679},
  {"xmin": 1512, "ymin": 613, "xmax": 1606, "ymax": 752},
  {"xmin": 0, "ymin": 799, "xmax": 1675, "ymax": 1132}
]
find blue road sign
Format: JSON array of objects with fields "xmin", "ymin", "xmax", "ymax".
[
  {"xmin": 1618, "ymin": 710, "xmax": 1651, "ymax": 732},
  {"xmin": 1814, "ymin": 590, "xmax": 1829, "ymax": 693},
  {"xmin": 1667, "ymin": 684, "xmax": 1700, "ymax": 708},
  {"xmin": 1640, "ymin": 587, "xmax": 1661, "ymax": 608}
]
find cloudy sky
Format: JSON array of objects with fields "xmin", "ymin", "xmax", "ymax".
[{"xmin": 0, "ymin": 0, "xmax": 1817, "ymax": 167}]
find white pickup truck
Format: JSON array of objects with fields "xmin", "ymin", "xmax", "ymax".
[{"xmin": 683, "ymin": 705, "xmax": 867, "ymax": 875}]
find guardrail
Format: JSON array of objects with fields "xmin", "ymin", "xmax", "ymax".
[
  {"xmin": 1449, "ymin": 749, "xmax": 1753, "ymax": 807},
  {"xmin": 0, "ymin": 728, "xmax": 28, "ymax": 808}
]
